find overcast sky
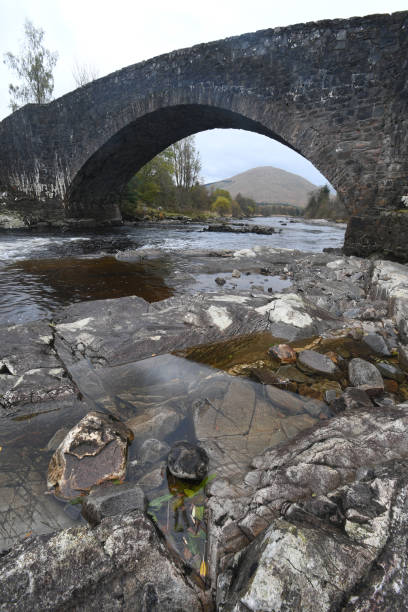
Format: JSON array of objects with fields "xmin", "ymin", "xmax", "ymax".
[{"xmin": 0, "ymin": 0, "xmax": 406, "ymax": 185}]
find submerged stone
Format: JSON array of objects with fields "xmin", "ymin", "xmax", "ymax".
[
  {"xmin": 376, "ymin": 361, "xmax": 405, "ymax": 383},
  {"xmin": 342, "ymin": 387, "xmax": 374, "ymax": 410},
  {"xmin": 81, "ymin": 483, "xmax": 146, "ymax": 526},
  {"xmin": 47, "ymin": 411, "xmax": 133, "ymax": 499},
  {"xmin": 268, "ymin": 343, "xmax": 297, "ymax": 364},
  {"xmin": 167, "ymin": 441, "xmax": 209, "ymax": 481}
]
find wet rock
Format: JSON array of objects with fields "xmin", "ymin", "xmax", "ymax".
[
  {"xmin": 138, "ymin": 438, "xmax": 170, "ymax": 464},
  {"xmin": 268, "ymin": 343, "xmax": 297, "ymax": 363},
  {"xmin": 324, "ymin": 388, "xmax": 341, "ymax": 405},
  {"xmin": 276, "ymin": 364, "xmax": 311, "ymax": 383},
  {"xmin": 399, "ymin": 344, "xmax": 408, "ymax": 370},
  {"xmin": 362, "ymin": 333, "xmax": 391, "ymax": 356},
  {"xmin": 376, "ymin": 361, "xmax": 405, "ymax": 382},
  {"xmin": 297, "ymin": 349, "xmax": 341, "ymax": 379},
  {"xmin": 250, "ymin": 368, "xmax": 296, "ymax": 392},
  {"xmin": 137, "ymin": 463, "xmax": 166, "ymax": 489},
  {"xmin": 384, "ymin": 379, "xmax": 399, "ymax": 394},
  {"xmin": 47, "ymin": 411, "xmax": 133, "ymax": 499},
  {"xmin": 45, "ymin": 428, "xmax": 69, "ymax": 451},
  {"xmin": 215, "ymin": 277, "xmax": 226, "ymax": 286},
  {"xmin": 348, "ymin": 358, "xmax": 384, "ymax": 396},
  {"xmin": 0, "ymin": 511, "xmax": 204, "ymax": 611},
  {"xmin": 81, "ymin": 483, "xmax": 146, "ymax": 526},
  {"xmin": 299, "ymin": 380, "xmax": 342, "ymax": 402},
  {"xmin": 341, "ymin": 387, "xmax": 373, "ymax": 410},
  {"xmin": 205, "ymin": 223, "xmax": 275, "ymax": 235},
  {"xmin": 125, "ymin": 407, "xmax": 181, "ymax": 442},
  {"xmin": 167, "ymin": 441, "xmax": 209, "ymax": 481},
  {"xmin": 231, "ymin": 269, "xmax": 241, "ymax": 278}
]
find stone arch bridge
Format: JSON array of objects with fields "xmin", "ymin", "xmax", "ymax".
[{"xmin": 0, "ymin": 11, "xmax": 407, "ymax": 257}]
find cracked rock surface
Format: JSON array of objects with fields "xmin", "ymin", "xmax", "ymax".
[{"xmin": 0, "ymin": 511, "xmax": 206, "ymax": 612}]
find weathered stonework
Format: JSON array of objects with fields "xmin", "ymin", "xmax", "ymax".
[{"xmin": 0, "ymin": 12, "xmax": 407, "ymax": 249}]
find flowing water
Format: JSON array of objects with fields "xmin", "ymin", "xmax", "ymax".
[
  {"xmin": 0, "ymin": 217, "xmax": 345, "ymax": 327},
  {"xmin": 0, "ymin": 216, "xmax": 346, "ymax": 568}
]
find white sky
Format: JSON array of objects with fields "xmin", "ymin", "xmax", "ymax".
[{"xmin": 0, "ymin": 0, "xmax": 406, "ymax": 185}]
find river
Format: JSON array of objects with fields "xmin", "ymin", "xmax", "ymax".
[{"xmin": 0, "ymin": 217, "xmax": 345, "ymax": 327}]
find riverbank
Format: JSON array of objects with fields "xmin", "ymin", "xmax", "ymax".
[{"xmin": 2, "ymin": 244, "xmax": 408, "ymax": 610}]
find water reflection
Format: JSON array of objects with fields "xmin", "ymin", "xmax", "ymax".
[
  {"xmin": 1, "ymin": 352, "xmax": 325, "ymax": 567},
  {"xmin": 0, "ymin": 256, "xmax": 173, "ymax": 326}
]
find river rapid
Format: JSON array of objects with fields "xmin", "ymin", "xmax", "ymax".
[{"xmin": 0, "ymin": 216, "xmax": 345, "ymax": 327}]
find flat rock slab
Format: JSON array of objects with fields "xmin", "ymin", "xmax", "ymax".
[
  {"xmin": 47, "ymin": 411, "xmax": 134, "ymax": 499},
  {"xmin": 348, "ymin": 358, "xmax": 384, "ymax": 396},
  {"xmin": 54, "ymin": 292, "xmax": 341, "ymax": 369},
  {"xmin": 297, "ymin": 349, "xmax": 341, "ymax": 379},
  {"xmin": 0, "ymin": 511, "xmax": 204, "ymax": 611},
  {"xmin": 0, "ymin": 320, "xmax": 75, "ymax": 413}
]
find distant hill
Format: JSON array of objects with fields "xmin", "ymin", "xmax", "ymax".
[{"xmin": 206, "ymin": 166, "xmax": 318, "ymax": 209}]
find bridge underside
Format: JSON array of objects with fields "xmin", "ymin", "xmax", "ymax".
[{"xmin": 66, "ymin": 105, "xmax": 299, "ymax": 219}]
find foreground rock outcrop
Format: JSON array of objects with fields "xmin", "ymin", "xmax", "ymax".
[
  {"xmin": 0, "ymin": 511, "xmax": 207, "ymax": 611},
  {"xmin": 209, "ymin": 403, "xmax": 408, "ymax": 610}
]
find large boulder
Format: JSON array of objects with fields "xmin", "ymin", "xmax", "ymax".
[
  {"xmin": 47, "ymin": 411, "xmax": 134, "ymax": 499},
  {"xmin": 0, "ymin": 511, "xmax": 205, "ymax": 611}
]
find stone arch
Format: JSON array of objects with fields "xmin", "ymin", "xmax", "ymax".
[{"xmin": 66, "ymin": 101, "xmax": 321, "ymax": 219}]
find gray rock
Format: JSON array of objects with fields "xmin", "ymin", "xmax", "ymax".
[
  {"xmin": 348, "ymin": 358, "xmax": 384, "ymax": 396},
  {"xmin": 231, "ymin": 269, "xmax": 241, "ymax": 278},
  {"xmin": 362, "ymin": 333, "xmax": 391, "ymax": 356},
  {"xmin": 81, "ymin": 484, "xmax": 146, "ymax": 526},
  {"xmin": 211, "ymin": 404, "xmax": 408, "ymax": 610},
  {"xmin": 167, "ymin": 441, "xmax": 209, "ymax": 481},
  {"xmin": 341, "ymin": 387, "xmax": 373, "ymax": 410},
  {"xmin": 138, "ymin": 438, "xmax": 170, "ymax": 464},
  {"xmin": 0, "ymin": 511, "xmax": 203, "ymax": 611},
  {"xmin": 126, "ymin": 407, "xmax": 181, "ymax": 442},
  {"xmin": 399, "ymin": 344, "xmax": 408, "ymax": 370},
  {"xmin": 323, "ymin": 389, "xmax": 341, "ymax": 405},
  {"xmin": 376, "ymin": 361, "xmax": 405, "ymax": 382},
  {"xmin": 297, "ymin": 349, "xmax": 341, "ymax": 379},
  {"xmin": 137, "ymin": 464, "xmax": 166, "ymax": 489},
  {"xmin": 215, "ymin": 276, "xmax": 226, "ymax": 286}
]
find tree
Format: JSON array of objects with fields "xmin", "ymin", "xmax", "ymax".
[
  {"xmin": 4, "ymin": 19, "xmax": 58, "ymax": 111},
  {"xmin": 170, "ymin": 136, "xmax": 201, "ymax": 190},
  {"xmin": 72, "ymin": 61, "xmax": 99, "ymax": 87},
  {"xmin": 123, "ymin": 149, "xmax": 175, "ymax": 214},
  {"xmin": 211, "ymin": 196, "xmax": 232, "ymax": 216}
]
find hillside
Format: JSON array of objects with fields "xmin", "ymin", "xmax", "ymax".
[{"xmin": 206, "ymin": 166, "xmax": 318, "ymax": 209}]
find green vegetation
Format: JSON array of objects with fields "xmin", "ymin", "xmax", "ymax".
[
  {"xmin": 303, "ymin": 185, "xmax": 349, "ymax": 221},
  {"xmin": 4, "ymin": 20, "xmax": 58, "ymax": 111},
  {"xmin": 120, "ymin": 138, "xmax": 260, "ymax": 221}
]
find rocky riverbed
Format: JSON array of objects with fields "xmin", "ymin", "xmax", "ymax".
[{"xmin": 1, "ymin": 245, "xmax": 408, "ymax": 610}]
